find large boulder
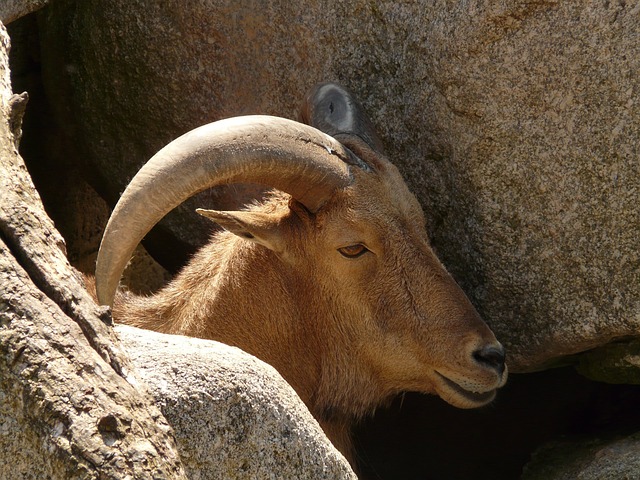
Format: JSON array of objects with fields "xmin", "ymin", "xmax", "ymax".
[
  {"xmin": 33, "ymin": 1, "xmax": 640, "ymax": 373},
  {"xmin": 1, "ymin": 20, "xmax": 187, "ymax": 478},
  {"xmin": 116, "ymin": 324, "xmax": 356, "ymax": 480}
]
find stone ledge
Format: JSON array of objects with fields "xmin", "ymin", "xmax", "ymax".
[{"xmin": 116, "ymin": 324, "xmax": 357, "ymax": 480}]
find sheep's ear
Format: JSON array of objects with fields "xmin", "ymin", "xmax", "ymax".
[{"xmin": 196, "ymin": 208, "xmax": 285, "ymax": 252}]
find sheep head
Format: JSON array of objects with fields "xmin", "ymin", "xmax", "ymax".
[{"xmin": 96, "ymin": 83, "xmax": 506, "ymax": 423}]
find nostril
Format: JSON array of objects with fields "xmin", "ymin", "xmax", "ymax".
[{"xmin": 473, "ymin": 345, "xmax": 506, "ymax": 375}]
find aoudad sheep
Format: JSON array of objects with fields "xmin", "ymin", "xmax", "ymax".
[{"xmin": 95, "ymin": 83, "xmax": 508, "ymax": 466}]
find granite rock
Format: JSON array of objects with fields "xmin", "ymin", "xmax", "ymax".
[
  {"xmin": 116, "ymin": 324, "xmax": 356, "ymax": 480},
  {"xmin": 33, "ymin": 1, "xmax": 640, "ymax": 373}
]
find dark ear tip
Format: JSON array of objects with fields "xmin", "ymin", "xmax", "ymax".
[
  {"xmin": 300, "ymin": 82, "xmax": 385, "ymax": 155},
  {"xmin": 299, "ymin": 82, "xmax": 347, "ymax": 125}
]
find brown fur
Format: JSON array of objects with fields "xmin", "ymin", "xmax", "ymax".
[{"xmin": 111, "ymin": 145, "xmax": 507, "ymax": 462}]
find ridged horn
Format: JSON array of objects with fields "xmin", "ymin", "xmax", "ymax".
[{"xmin": 95, "ymin": 115, "xmax": 353, "ymax": 307}]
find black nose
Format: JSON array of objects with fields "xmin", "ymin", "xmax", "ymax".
[{"xmin": 473, "ymin": 345, "xmax": 506, "ymax": 375}]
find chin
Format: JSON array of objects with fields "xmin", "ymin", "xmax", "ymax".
[{"xmin": 433, "ymin": 372, "xmax": 499, "ymax": 409}]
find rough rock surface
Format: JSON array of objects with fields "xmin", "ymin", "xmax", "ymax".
[
  {"xmin": 32, "ymin": 0, "xmax": 640, "ymax": 374},
  {"xmin": 116, "ymin": 324, "xmax": 357, "ymax": 480},
  {"xmin": 522, "ymin": 432, "xmax": 640, "ymax": 480},
  {"xmin": 0, "ymin": 0, "xmax": 50, "ymax": 25},
  {"xmin": 1, "ymin": 20, "xmax": 186, "ymax": 479}
]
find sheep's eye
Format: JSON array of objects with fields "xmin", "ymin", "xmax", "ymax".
[{"xmin": 338, "ymin": 244, "xmax": 369, "ymax": 258}]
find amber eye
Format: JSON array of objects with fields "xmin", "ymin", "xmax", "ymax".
[{"xmin": 338, "ymin": 244, "xmax": 369, "ymax": 258}]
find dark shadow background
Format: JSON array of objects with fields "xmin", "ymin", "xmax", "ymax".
[{"xmin": 354, "ymin": 368, "xmax": 640, "ymax": 479}]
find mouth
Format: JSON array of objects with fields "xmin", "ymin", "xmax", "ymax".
[{"xmin": 434, "ymin": 372, "xmax": 496, "ymax": 408}]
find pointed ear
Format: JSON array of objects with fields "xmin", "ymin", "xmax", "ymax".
[{"xmin": 196, "ymin": 208, "xmax": 285, "ymax": 252}]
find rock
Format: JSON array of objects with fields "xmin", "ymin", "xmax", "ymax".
[
  {"xmin": 115, "ymin": 324, "xmax": 357, "ymax": 480},
  {"xmin": 522, "ymin": 432, "xmax": 640, "ymax": 480},
  {"xmin": 31, "ymin": 1, "xmax": 640, "ymax": 372},
  {"xmin": 1, "ymin": 0, "xmax": 50, "ymax": 24},
  {"xmin": 1, "ymin": 19, "xmax": 187, "ymax": 478}
]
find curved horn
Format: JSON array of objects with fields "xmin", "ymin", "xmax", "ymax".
[{"xmin": 95, "ymin": 115, "xmax": 353, "ymax": 306}]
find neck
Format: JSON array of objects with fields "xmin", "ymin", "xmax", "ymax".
[
  {"xmin": 115, "ymin": 234, "xmax": 391, "ymax": 437},
  {"xmin": 116, "ymin": 234, "xmax": 321, "ymax": 404}
]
